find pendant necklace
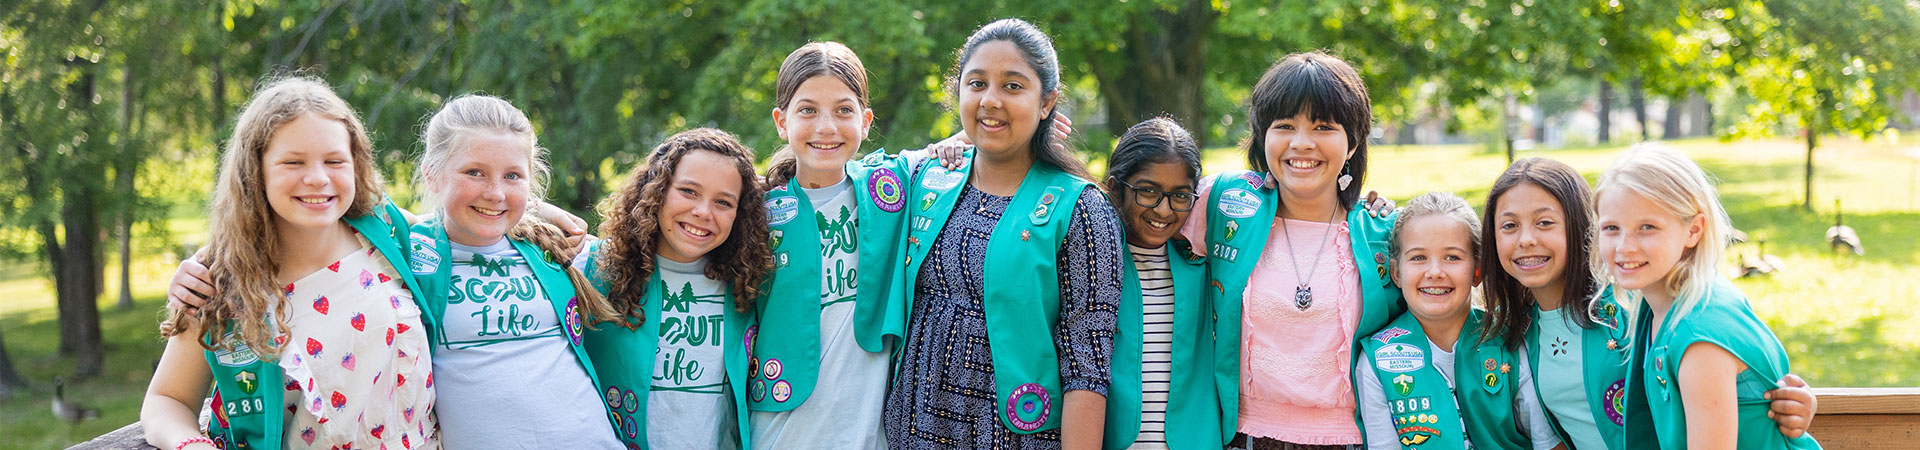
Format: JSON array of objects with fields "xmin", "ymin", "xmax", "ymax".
[{"xmin": 1280, "ymin": 208, "xmax": 1340, "ymax": 310}]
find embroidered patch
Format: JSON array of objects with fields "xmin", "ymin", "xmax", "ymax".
[
  {"xmin": 763, "ymin": 358, "xmax": 783, "ymax": 380},
  {"xmin": 748, "ymin": 357, "xmax": 760, "ymax": 379},
  {"xmin": 1604, "ymin": 379, "xmax": 1626, "ymax": 425},
  {"xmin": 1397, "ymin": 427, "xmax": 1440, "ymax": 446},
  {"xmin": 213, "ymin": 332, "xmax": 262, "ymax": 367},
  {"xmin": 1218, "ymin": 188, "xmax": 1261, "ymax": 219},
  {"xmin": 408, "ymin": 235, "xmax": 439, "ymax": 275},
  {"xmin": 921, "ymin": 167, "xmax": 966, "ymax": 190},
  {"xmin": 750, "ymin": 378, "xmax": 768, "ymax": 402},
  {"xmin": 744, "ymin": 325, "xmax": 758, "ymax": 354},
  {"xmin": 605, "ymin": 386, "xmax": 622, "ymax": 410},
  {"xmin": 1484, "ymin": 358, "xmax": 1497, "ymax": 371},
  {"xmin": 1238, "ymin": 172, "xmax": 1264, "ymax": 188},
  {"xmin": 1373, "ymin": 327, "xmax": 1411, "ymax": 344},
  {"xmin": 1210, "ymin": 243, "xmax": 1241, "ymax": 263},
  {"xmin": 920, "ymin": 192, "xmax": 937, "ymax": 211},
  {"xmin": 1223, "ymin": 221, "xmax": 1240, "ymax": 242},
  {"xmin": 769, "ymin": 230, "xmax": 784, "ymax": 250},
  {"xmin": 868, "ymin": 168, "xmax": 905, "ymax": 212},
  {"xmin": 624, "ymin": 389, "xmax": 638, "ymax": 414},
  {"xmin": 1393, "ymin": 373, "xmax": 1415, "ymax": 396},
  {"xmin": 766, "ymin": 196, "xmax": 800, "ymax": 226},
  {"xmin": 771, "ymin": 380, "xmax": 793, "ymax": 403},
  {"xmin": 1005, "ymin": 383, "xmax": 1052, "ymax": 432},
  {"xmin": 563, "ymin": 297, "xmax": 583, "ymax": 346},
  {"xmin": 1374, "ymin": 343, "xmax": 1426, "ymax": 373}
]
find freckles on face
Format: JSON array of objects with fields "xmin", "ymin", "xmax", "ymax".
[
  {"xmin": 1395, "ymin": 215, "xmax": 1477, "ymax": 321},
  {"xmin": 655, "ymin": 150, "xmax": 743, "ymax": 264},
  {"xmin": 261, "ymin": 113, "xmax": 356, "ymax": 234},
  {"xmin": 1595, "ymin": 190, "xmax": 1694, "ymax": 296},
  {"xmin": 439, "ymin": 133, "xmax": 533, "ymax": 246}
]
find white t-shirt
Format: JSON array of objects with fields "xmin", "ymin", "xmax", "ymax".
[
  {"xmin": 413, "ymin": 235, "xmax": 622, "ymax": 449},
  {"xmin": 1355, "ymin": 330, "xmax": 1561, "ymax": 450},
  {"xmin": 649, "ymin": 255, "xmax": 740, "ymax": 450},
  {"xmin": 1127, "ymin": 244, "xmax": 1177, "ymax": 450},
  {"xmin": 1535, "ymin": 306, "xmax": 1612, "ymax": 450},
  {"xmin": 749, "ymin": 179, "xmax": 891, "ymax": 449}
]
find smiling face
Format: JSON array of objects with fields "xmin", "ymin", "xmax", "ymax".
[
  {"xmin": 774, "ymin": 75, "xmax": 872, "ymax": 185},
  {"xmin": 1263, "ymin": 109, "xmax": 1355, "ymax": 207},
  {"xmin": 1117, "ymin": 161, "xmax": 1197, "ymax": 248},
  {"xmin": 433, "ymin": 132, "xmax": 532, "ymax": 247},
  {"xmin": 1493, "ymin": 182, "xmax": 1572, "ymax": 303},
  {"xmin": 1595, "ymin": 189, "xmax": 1704, "ymax": 303},
  {"xmin": 262, "ymin": 112, "xmax": 356, "ymax": 238},
  {"xmin": 957, "ymin": 40, "xmax": 1056, "ymax": 159},
  {"xmin": 655, "ymin": 149, "xmax": 743, "ymax": 263},
  {"xmin": 1395, "ymin": 215, "xmax": 1479, "ymax": 323}
]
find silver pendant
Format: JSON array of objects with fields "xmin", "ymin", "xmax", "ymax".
[{"xmin": 1295, "ymin": 285, "xmax": 1312, "ymax": 310}]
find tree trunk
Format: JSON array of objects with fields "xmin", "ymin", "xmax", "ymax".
[
  {"xmin": 1534, "ymin": 103, "xmax": 1550, "ymax": 147},
  {"xmin": 116, "ymin": 63, "xmax": 137, "ymax": 311},
  {"xmin": 56, "ymin": 62, "xmax": 107, "ymax": 379},
  {"xmin": 0, "ymin": 325, "xmax": 26, "ymax": 400},
  {"xmin": 1397, "ymin": 121, "xmax": 1418, "ymax": 146},
  {"xmin": 1804, "ymin": 122, "xmax": 1817, "ymax": 211},
  {"xmin": 1662, "ymin": 93, "xmax": 1684, "ymax": 140},
  {"xmin": 1090, "ymin": 0, "xmax": 1218, "ymax": 145},
  {"xmin": 1630, "ymin": 78, "xmax": 1649, "ymax": 141},
  {"xmin": 1597, "ymin": 80, "xmax": 1613, "ymax": 145},
  {"xmin": 1703, "ymin": 97, "xmax": 1715, "ymax": 136}
]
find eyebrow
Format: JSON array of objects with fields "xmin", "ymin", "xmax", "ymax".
[{"xmin": 964, "ymin": 68, "xmax": 1034, "ymax": 81}]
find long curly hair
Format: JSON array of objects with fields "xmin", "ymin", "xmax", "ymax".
[
  {"xmin": 595, "ymin": 128, "xmax": 772, "ymax": 326},
  {"xmin": 161, "ymin": 77, "xmax": 386, "ymax": 354}
]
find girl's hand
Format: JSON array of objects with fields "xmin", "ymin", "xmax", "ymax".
[
  {"xmin": 930, "ymin": 114, "xmax": 1074, "ymax": 170},
  {"xmin": 1364, "ymin": 191, "xmax": 1396, "ymax": 218},
  {"xmin": 1764, "ymin": 374, "xmax": 1818, "ymax": 438},
  {"xmin": 1048, "ymin": 114, "xmax": 1074, "ymax": 153},
  {"xmin": 533, "ymin": 201, "xmax": 589, "ymax": 237},
  {"xmin": 167, "ymin": 251, "xmax": 216, "ymax": 313}
]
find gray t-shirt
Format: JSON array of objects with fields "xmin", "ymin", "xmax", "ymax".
[
  {"xmin": 1355, "ymin": 332, "xmax": 1560, "ymax": 450},
  {"xmin": 1535, "ymin": 306, "xmax": 1611, "ymax": 450},
  {"xmin": 412, "ymin": 235, "xmax": 622, "ymax": 449},
  {"xmin": 650, "ymin": 255, "xmax": 740, "ymax": 450},
  {"xmin": 749, "ymin": 179, "xmax": 892, "ymax": 450}
]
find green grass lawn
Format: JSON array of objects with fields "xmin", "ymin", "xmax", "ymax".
[{"xmin": 0, "ymin": 136, "xmax": 1915, "ymax": 448}]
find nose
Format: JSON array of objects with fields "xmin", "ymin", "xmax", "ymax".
[
  {"xmin": 812, "ymin": 115, "xmax": 836, "ymax": 137},
  {"xmin": 1517, "ymin": 226, "xmax": 1538, "ymax": 248},
  {"xmin": 1288, "ymin": 127, "xmax": 1316, "ymax": 150},
  {"xmin": 979, "ymin": 88, "xmax": 1003, "ymax": 111},
  {"xmin": 689, "ymin": 201, "xmax": 711, "ymax": 220},
  {"xmin": 303, "ymin": 165, "xmax": 329, "ymax": 187},
  {"xmin": 481, "ymin": 178, "xmax": 505, "ymax": 202}
]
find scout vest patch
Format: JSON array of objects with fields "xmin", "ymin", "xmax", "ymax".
[{"xmin": 1374, "ymin": 342, "xmax": 1426, "ymax": 373}]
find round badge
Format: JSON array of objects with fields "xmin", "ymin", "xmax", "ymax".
[
  {"xmin": 627, "ymin": 443, "xmax": 641, "ymax": 450},
  {"xmin": 1004, "ymin": 383, "xmax": 1052, "ymax": 431},
  {"xmin": 764, "ymin": 358, "xmax": 783, "ymax": 380},
  {"xmin": 622, "ymin": 413, "xmax": 638, "ymax": 438},
  {"xmin": 623, "ymin": 389, "xmax": 638, "ymax": 414},
  {"xmin": 563, "ymin": 298, "xmax": 584, "ymax": 346},
  {"xmin": 748, "ymin": 357, "xmax": 761, "ymax": 379},
  {"xmin": 869, "ymin": 168, "xmax": 905, "ymax": 212},
  {"xmin": 771, "ymin": 380, "xmax": 793, "ymax": 402},
  {"xmin": 751, "ymin": 378, "xmax": 769, "ymax": 402},
  {"xmin": 605, "ymin": 386, "xmax": 621, "ymax": 410},
  {"xmin": 1603, "ymin": 379, "xmax": 1626, "ymax": 425}
]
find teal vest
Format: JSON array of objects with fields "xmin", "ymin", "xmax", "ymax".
[
  {"xmin": 1524, "ymin": 286, "xmax": 1631, "ymax": 450},
  {"xmin": 1629, "ymin": 279, "xmax": 1822, "ymax": 450},
  {"xmin": 1103, "ymin": 238, "xmax": 1224, "ymax": 450},
  {"xmin": 412, "ymin": 220, "xmax": 617, "ymax": 441},
  {"xmin": 900, "ymin": 152, "xmax": 1094, "ymax": 434},
  {"xmin": 578, "ymin": 241, "xmax": 755, "ymax": 449},
  {"xmin": 203, "ymin": 201, "xmax": 425, "ymax": 449},
  {"xmin": 748, "ymin": 152, "xmax": 912, "ymax": 412},
  {"xmin": 1199, "ymin": 170, "xmax": 1402, "ymax": 443},
  {"xmin": 1362, "ymin": 310, "xmax": 1526, "ymax": 450}
]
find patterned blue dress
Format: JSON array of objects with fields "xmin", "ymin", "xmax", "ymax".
[{"xmin": 883, "ymin": 184, "xmax": 1124, "ymax": 449}]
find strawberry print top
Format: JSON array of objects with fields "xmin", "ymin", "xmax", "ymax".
[{"xmin": 276, "ymin": 234, "xmax": 439, "ymax": 449}]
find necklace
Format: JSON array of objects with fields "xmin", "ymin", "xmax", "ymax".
[{"xmin": 1279, "ymin": 208, "xmax": 1340, "ymax": 310}]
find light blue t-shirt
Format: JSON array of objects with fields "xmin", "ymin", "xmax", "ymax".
[
  {"xmin": 1535, "ymin": 306, "xmax": 1611, "ymax": 450},
  {"xmin": 413, "ymin": 235, "xmax": 622, "ymax": 449},
  {"xmin": 650, "ymin": 255, "xmax": 740, "ymax": 450},
  {"xmin": 748, "ymin": 179, "xmax": 891, "ymax": 450}
]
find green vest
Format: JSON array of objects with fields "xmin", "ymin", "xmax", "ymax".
[
  {"xmin": 203, "ymin": 201, "xmax": 424, "ymax": 449},
  {"xmin": 412, "ymin": 220, "xmax": 619, "ymax": 441},
  {"xmin": 1103, "ymin": 238, "xmax": 1224, "ymax": 450},
  {"xmin": 1199, "ymin": 170, "xmax": 1402, "ymax": 443},
  {"xmin": 1524, "ymin": 286, "xmax": 1631, "ymax": 450},
  {"xmin": 1629, "ymin": 278, "xmax": 1822, "ymax": 450},
  {"xmin": 1362, "ymin": 310, "xmax": 1526, "ymax": 450},
  {"xmin": 900, "ymin": 152, "xmax": 1094, "ymax": 434},
  {"xmin": 577, "ymin": 240, "xmax": 755, "ymax": 449},
  {"xmin": 748, "ymin": 152, "xmax": 911, "ymax": 412}
]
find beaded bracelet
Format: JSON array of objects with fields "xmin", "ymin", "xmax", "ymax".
[{"xmin": 175, "ymin": 436, "xmax": 214, "ymax": 450}]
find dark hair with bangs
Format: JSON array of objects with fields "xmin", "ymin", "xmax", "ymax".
[
  {"xmin": 1104, "ymin": 117, "xmax": 1201, "ymax": 196},
  {"xmin": 1244, "ymin": 51, "xmax": 1373, "ymax": 206},
  {"xmin": 1478, "ymin": 157, "xmax": 1600, "ymax": 351}
]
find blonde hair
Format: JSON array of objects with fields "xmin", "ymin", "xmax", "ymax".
[
  {"xmin": 1390, "ymin": 191, "xmax": 1484, "ymax": 261},
  {"xmin": 415, "ymin": 95, "xmax": 616, "ymax": 326},
  {"xmin": 162, "ymin": 77, "xmax": 385, "ymax": 353},
  {"xmin": 1593, "ymin": 143, "xmax": 1730, "ymax": 324}
]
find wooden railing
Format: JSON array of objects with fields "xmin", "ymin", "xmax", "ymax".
[{"xmin": 68, "ymin": 388, "xmax": 1920, "ymax": 449}]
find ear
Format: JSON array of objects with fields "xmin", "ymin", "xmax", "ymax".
[
  {"xmin": 860, "ymin": 108, "xmax": 875, "ymax": 137},
  {"xmin": 772, "ymin": 107, "xmax": 789, "ymax": 141},
  {"xmin": 1683, "ymin": 213, "xmax": 1706, "ymax": 249},
  {"xmin": 1041, "ymin": 91, "xmax": 1060, "ymax": 120}
]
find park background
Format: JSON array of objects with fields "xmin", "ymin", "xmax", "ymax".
[{"xmin": 3, "ymin": 0, "xmax": 1918, "ymax": 448}]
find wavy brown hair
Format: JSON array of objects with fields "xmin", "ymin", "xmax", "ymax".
[
  {"xmin": 160, "ymin": 77, "xmax": 385, "ymax": 354},
  {"xmin": 596, "ymin": 128, "xmax": 772, "ymax": 326}
]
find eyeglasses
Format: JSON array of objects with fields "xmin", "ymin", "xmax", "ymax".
[{"xmin": 1117, "ymin": 180, "xmax": 1197, "ymax": 212}]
